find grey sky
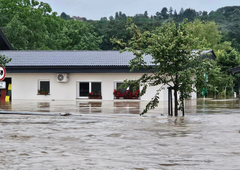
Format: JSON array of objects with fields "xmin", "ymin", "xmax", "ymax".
[{"xmin": 43, "ymin": 0, "xmax": 240, "ymax": 20}]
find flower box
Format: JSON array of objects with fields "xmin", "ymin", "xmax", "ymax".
[
  {"xmin": 38, "ymin": 90, "xmax": 49, "ymax": 95},
  {"xmin": 88, "ymin": 92, "xmax": 102, "ymax": 99},
  {"xmin": 88, "ymin": 96, "xmax": 102, "ymax": 99},
  {"xmin": 113, "ymin": 89, "xmax": 140, "ymax": 99}
]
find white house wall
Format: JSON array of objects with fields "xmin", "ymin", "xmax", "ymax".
[{"xmin": 6, "ymin": 73, "xmax": 196, "ymax": 101}]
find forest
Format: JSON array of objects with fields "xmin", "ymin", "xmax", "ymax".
[{"xmin": 0, "ymin": 0, "xmax": 240, "ymax": 97}]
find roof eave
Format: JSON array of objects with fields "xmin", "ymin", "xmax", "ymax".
[
  {"xmin": 5, "ymin": 65, "xmax": 152, "ymax": 73},
  {"xmin": 0, "ymin": 28, "xmax": 14, "ymax": 50}
]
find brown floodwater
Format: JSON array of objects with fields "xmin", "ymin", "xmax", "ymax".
[{"xmin": 0, "ymin": 99, "xmax": 240, "ymax": 169}]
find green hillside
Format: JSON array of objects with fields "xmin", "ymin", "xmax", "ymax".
[{"xmin": 92, "ymin": 6, "xmax": 240, "ymax": 51}]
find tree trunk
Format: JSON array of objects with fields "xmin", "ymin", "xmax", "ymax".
[
  {"xmin": 174, "ymin": 88, "xmax": 178, "ymax": 117},
  {"xmin": 239, "ymin": 78, "xmax": 240, "ymax": 99}
]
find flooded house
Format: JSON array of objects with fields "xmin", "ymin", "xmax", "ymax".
[
  {"xmin": 0, "ymin": 29, "xmax": 215, "ymax": 101},
  {"xmin": 2, "ymin": 51, "xmax": 172, "ymax": 101}
]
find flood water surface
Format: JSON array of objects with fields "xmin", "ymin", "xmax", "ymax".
[{"xmin": 0, "ymin": 99, "xmax": 240, "ymax": 170}]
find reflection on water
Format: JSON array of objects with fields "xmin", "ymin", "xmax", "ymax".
[
  {"xmin": 0, "ymin": 100, "xmax": 11, "ymax": 110},
  {"xmin": 195, "ymin": 99, "xmax": 240, "ymax": 115},
  {"xmin": 78, "ymin": 102, "xmax": 102, "ymax": 113},
  {"xmin": 1, "ymin": 99, "xmax": 240, "ymax": 115},
  {"xmin": 90, "ymin": 102, "xmax": 102, "ymax": 107},
  {"xmin": 113, "ymin": 102, "xmax": 141, "ymax": 114},
  {"xmin": 77, "ymin": 101, "xmax": 141, "ymax": 114},
  {"xmin": 37, "ymin": 102, "xmax": 50, "ymax": 108},
  {"xmin": 37, "ymin": 102, "xmax": 50, "ymax": 112},
  {"xmin": 79, "ymin": 102, "xmax": 90, "ymax": 107},
  {"xmin": 114, "ymin": 102, "xmax": 140, "ymax": 109}
]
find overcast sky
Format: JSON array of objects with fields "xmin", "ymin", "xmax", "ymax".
[{"xmin": 42, "ymin": 0, "xmax": 240, "ymax": 20}]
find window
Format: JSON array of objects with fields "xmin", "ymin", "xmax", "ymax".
[
  {"xmin": 78, "ymin": 82, "xmax": 102, "ymax": 97},
  {"xmin": 79, "ymin": 82, "xmax": 89, "ymax": 96},
  {"xmin": 116, "ymin": 82, "xmax": 127, "ymax": 93},
  {"xmin": 114, "ymin": 82, "xmax": 140, "ymax": 99},
  {"xmin": 38, "ymin": 80, "xmax": 50, "ymax": 94},
  {"xmin": 115, "ymin": 82, "xmax": 139, "ymax": 92}
]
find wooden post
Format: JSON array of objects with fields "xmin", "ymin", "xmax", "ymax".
[
  {"xmin": 170, "ymin": 89, "xmax": 173, "ymax": 116},
  {"xmin": 168, "ymin": 87, "xmax": 170, "ymax": 116},
  {"xmin": 239, "ymin": 78, "xmax": 240, "ymax": 99},
  {"xmin": 174, "ymin": 89, "xmax": 178, "ymax": 117},
  {"xmin": 182, "ymin": 96, "xmax": 185, "ymax": 117}
]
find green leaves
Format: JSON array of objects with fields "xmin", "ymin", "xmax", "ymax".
[
  {"xmin": 0, "ymin": 0, "xmax": 102, "ymax": 50},
  {"xmin": 188, "ymin": 19, "xmax": 221, "ymax": 50},
  {"xmin": 115, "ymin": 20, "xmax": 209, "ymax": 116},
  {"xmin": 0, "ymin": 54, "xmax": 11, "ymax": 67},
  {"xmin": 62, "ymin": 20, "xmax": 102, "ymax": 50}
]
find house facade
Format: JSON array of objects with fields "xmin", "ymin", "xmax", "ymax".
[
  {"xmin": 0, "ymin": 50, "xmax": 217, "ymax": 101},
  {"xmin": 3, "ymin": 51, "xmax": 175, "ymax": 101},
  {"xmin": 0, "ymin": 27, "xmax": 216, "ymax": 101},
  {"xmin": 7, "ymin": 72, "xmax": 170, "ymax": 101}
]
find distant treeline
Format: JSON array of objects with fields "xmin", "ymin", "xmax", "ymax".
[
  {"xmin": 0, "ymin": 0, "xmax": 240, "ymax": 52},
  {"xmin": 91, "ymin": 6, "xmax": 240, "ymax": 51}
]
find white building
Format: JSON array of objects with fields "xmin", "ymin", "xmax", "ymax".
[
  {"xmin": 2, "ymin": 51, "xmax": 172, "ymax": 101},
  {"xmin": 0, "ymin": 29, "xmax": 215, "ymax": 101}
]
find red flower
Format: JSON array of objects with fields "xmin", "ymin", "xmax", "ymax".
[{"xmin": 113, "ymin": 89, "xmax": 140, "ymax": 98}]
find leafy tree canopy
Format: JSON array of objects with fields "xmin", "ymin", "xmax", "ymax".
[
  {"xmin": 0, "ymin": 0, "xmax": 102, "ymax": 50},
  {"xmin": 0, "ymin": 54, "xmax": 11, "ymax": 67},
  {"xmin": 115, "ymin": 19, "xmax": 211, "ymax": 116}
]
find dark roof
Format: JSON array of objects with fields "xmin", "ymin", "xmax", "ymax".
[
  {"xmin": 229, "ymin": 66, "xmax": 240, "ymax": 74},
  {"xmin": 2, "ymin": 51, "xmax": 153, "ymax": 67},
  {"xmin": 1, "ymin": 50, "xmax": 216, "ymax": 67},
  {"xmin": 0, "ymin": 28, "xmax": 14, "ymax": 50},
  {"xmin": 192, "ymin": 49, "xmax": 216, "ymax": 60},
  {"xmin": 2, "ymin": 50, "xmax": 217, "ymax": 73},
  {"xmin": 201, "ymin": 49, "xmax": 216, "ymax": 59}
]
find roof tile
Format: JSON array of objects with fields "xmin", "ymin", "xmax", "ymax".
[{"xmin": 0, "ymin": 51, "xmax": 153, "ymax": 67}]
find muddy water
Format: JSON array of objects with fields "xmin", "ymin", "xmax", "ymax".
[{"xmin": 0, "ymin": 99, "xmax": 240, "ymax": 169}]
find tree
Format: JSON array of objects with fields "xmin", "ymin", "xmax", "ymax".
[
  {"xmin": 155, "ymin": 11, "xmax": 161, "ymax": 19},
  {"xmin": 62, "ymin": 19, "xmax": 102, "ymax": 50},
  {"xmin": 179, "ymin": 8, "xmax": 184, "ymax": 16},
  {"xmin": 115, "ymin": 12, "xmax": 119, "ymax": 19},
  {"xmin": 213, "ymin": 49, "xmax": 240, "ymax": 97},
  {"xmin": 161, "ymin": 7, "xmax": 168, "ymax": 19},
  {"xmin": 117, "ymin": 20, "xmax": 207, "ymax": 116},
  {"xmin": 202, "ymin": 11, "xmax": 208, "ymax": 16},
  {"xmin": 182, "ymin": 8, "xmax": 197, "ymax": 21},
  {"xmin": 119, "ymin": 11, "xmax": 122, "ymax": 17},
  {"xmin": 0, "ymin": 0, "xmax": 52, "ymax": 49},
  {"xmin": 217, "ymin": 49, "xmax": 240, "ymax": 72},
  {"xmin": 169, "ymin": 7, "xmax": 173, "ymax": 17},
  {"xmin": 227, "ymin": 23, "xmax": 240, "ymax": 51},
  {"xmin": 60, "ymin": 12, "xmax": 71, "ymax": 20},
  {"xmin": 109, "ymin": 16, "xmax": 114, "ymax": 21},
  {"xmin": 187, "ymin": 19, "xmax": 239, "ymax": 97},
  {"xmin": 144, "ymin": 11, "xmax": 148, "ymax": 18},
  {"xmin": 173, "ymin": 10, "xmax": 178, "ymax": 19},
  {"xmin": 189, "ymin": 19, "xmax": 222, "ymax": 50},
  {"xmin": 2, "ymin": 15, "xmax": 32, "ymax": 50},
  {"xmin": 0, "ymin": 0, "xmax": 103, "ymax": 50},
  {"xmin": 100, "ymin": 17, "xmax": 107, "ymax": 21},
  {"xmin": 0, "ymin": 54, "xmax": 11, "ymax": 67}
]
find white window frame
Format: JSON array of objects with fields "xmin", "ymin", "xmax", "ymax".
[
  {"xmin": 77, "ymin": 81, "xmax": 102, "ymax": 99},
  {"xmin": 38, "ymin": 79, "xmax": 50, "ymax": 94}
]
